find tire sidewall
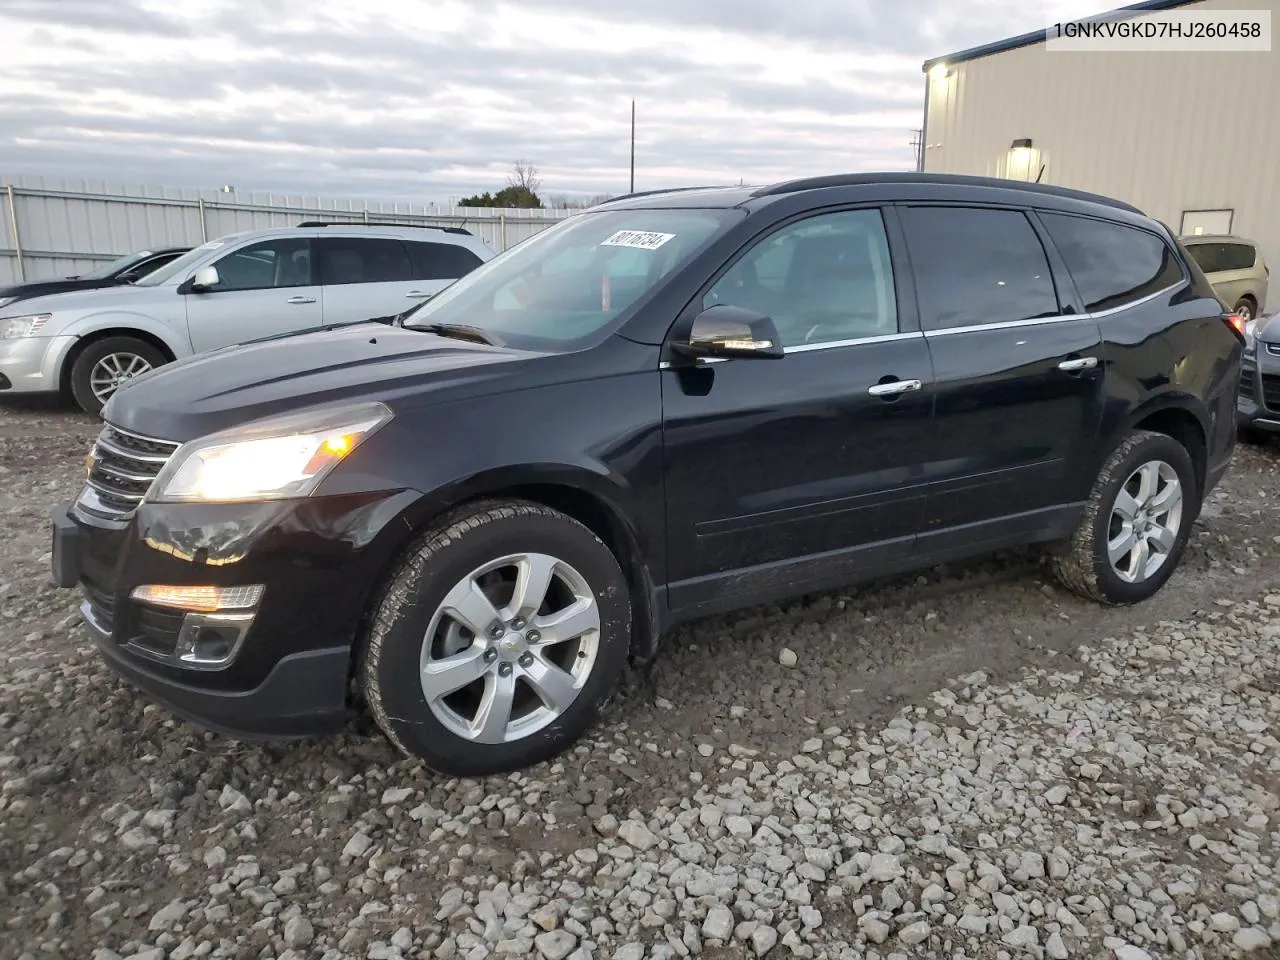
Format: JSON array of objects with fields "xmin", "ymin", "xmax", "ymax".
[
  {"xmin": 1089, "ymin": 434, "xmax": 1198, "ymax": 603},
  {"xmin": 366, "ymin": 507, "xmax": 631, "ymax": 777},
  {"xmin": 70, "ymin": 336, "xmax": 167, "ymax": 415}
]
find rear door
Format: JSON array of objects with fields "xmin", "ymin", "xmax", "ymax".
[
  {"xmin": 661, "ymin": 206, "xmax": 936, "ymax": 615},
  {"xmin": 184, "ymin": 237, "xmax": 322, "ymax": 353},
  {"xmin": 898, "ymin": 204, "xmax": 1106, "ymax": 548},
  {"xmin": 315, "ymin": 236, "xmax": 415, "ymax": 324},
  {"xmin": 404, "ymin": 239, "xmax": 487, "ymax": 304}
]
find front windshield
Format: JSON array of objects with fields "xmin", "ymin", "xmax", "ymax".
[
  {"xmin": 81, "ymin": 251, "xmax": 149, "ymax": 281},
  {"xmin": 402, "ymin": 208, "xmax": 738, "ymax": 348},
  {"xmin": 133, "ymin": 239, "xmax": 228, "ymax": 287}
]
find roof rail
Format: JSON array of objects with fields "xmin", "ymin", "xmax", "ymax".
[
  {"xmin": 749, "ymin": 172, "xmax": 1144, "ymax": 215},
  {"xmin": 295, "ymin": 220, "xmax": 474, "ymax": 236},
  {"xmin": 592, "ymin": 185, "xmax": 742, "ymax": 205}
]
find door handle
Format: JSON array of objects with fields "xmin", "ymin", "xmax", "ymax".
[
  {"xmin": 405, "ymin": 290, "xmax": 434, "ymax": 299},
  {"xmin": 867, "ymin": 378, "xmax": 923, "ymax": 397},
  {"xmin": 286, "ymin": 296, "xmax": 316, "ymax": 304},
  {"xmin": 1058, "ymin": 356, "xmax": 1098, "ymax": 372}
]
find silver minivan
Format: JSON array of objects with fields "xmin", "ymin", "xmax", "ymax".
[{"xmin": 0, "ymin": 222, "xmax": 496, "ymax": 413}]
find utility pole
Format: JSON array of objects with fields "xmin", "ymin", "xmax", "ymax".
[
  {"xmin": 910, "ymin": 129, "xmax": 923, "ymax": 172},
  {"xmin": 629, "ymin": 100, "xmax": 636, "ymax": 193}
]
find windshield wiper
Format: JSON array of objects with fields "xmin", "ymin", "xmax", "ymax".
[{"xmin": 417, "ymin": 323, "xmax": 505, "ymax": 347}]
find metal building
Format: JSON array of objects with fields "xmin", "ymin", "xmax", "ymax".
[{"xmin": 920, "ymin": 0, "xmax": 1278, "ymax": 312}]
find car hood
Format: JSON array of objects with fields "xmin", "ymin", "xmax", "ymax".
[
  {"xmin": 103, "ymin": 321, "xmax": 541, "ymax": 441},
  {"xmin": 1255, "ymin": 314, "xmax": 1280, "ymax": 343},
  {"xmin": 0, "ymin": 277, "xmax": 122, "ymax": 304},
  {"xmin": 0, "ymin": 281, "xmax": 170, "ymax": 317}
]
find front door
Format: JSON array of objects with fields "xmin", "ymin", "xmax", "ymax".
[
  {"xmin": 661, "ymin": 207, "xmax": 936, "ymax": 616},
  {"xmin": 184, "ymin": 237, "xmax": 322, "ymax": 353},
  {"xmin": 897, "ymin": 204, "xmax": 1106, "ymax": 546}
]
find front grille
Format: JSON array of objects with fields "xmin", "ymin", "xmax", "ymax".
[
  {"xmin": 1262, "ymin": 374, "xmax": 1280, "ymax": 411},
  {"xmin": 76, "ymin": 425, "xmax": 181, "ymax": 521},
  {"xmin": 1266, "ymin": 343, "xmax": 1280, "ymax": 357}
]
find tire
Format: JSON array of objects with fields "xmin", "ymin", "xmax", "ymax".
[
  {"xmin": 360, "ymin": 500, "xmax": 632, "ymax": 777},
  {"xmin": 69, "ymin": 336, "xmax": 169, "ymax": 415},
  {"xmin": 1050, "ymin": 430, "xmax": 1198, "ymax": 605},
  {"xmin": 1233, "ymin": 296, "xmax": 1257, "ymax": 322},
  {"xmin": 1237, "ymin": 423, "xmax": 1269, "ymax": 445}
]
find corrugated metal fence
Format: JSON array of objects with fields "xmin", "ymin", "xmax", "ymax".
[{"xmin": 0, "ymin": 173, "xmax": 576, "ymax": 285}]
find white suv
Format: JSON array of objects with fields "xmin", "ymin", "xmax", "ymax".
[{"xmin": 0, "ymin": 222, "xmax": 496, "ymax": 413}]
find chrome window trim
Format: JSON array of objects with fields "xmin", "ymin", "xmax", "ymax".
[{"xmin": 926, "ymin": 279, "xmax": 1189, "ymax": 337}]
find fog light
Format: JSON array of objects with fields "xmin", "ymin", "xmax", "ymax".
[{"xmin": 131, "ymin": 584, "xmax": 264, "ymax": 613}]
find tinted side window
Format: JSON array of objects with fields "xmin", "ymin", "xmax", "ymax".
[
  {"xmin": 702, "ymin": 208, "xmax": 898, "ymax": 347},
  {"xmin": 901, "ymin": 206, "xmax": 1059, "ymax": 331},
  {"xmin": 1040, "ymin": 213, "xmax": 1184, "ymax": 312},
  {"xmin": 1220, "ymin": 242, "xmax": 1257, "ymax": 272},
  {"xmin": 1184, "ymin": 243, "xmax": 1220, "ymax": 274},
  {"xmin": 407, "ymin": 241, "xmax": 485, "ymax": 281},
  {"xmin": 316, "ymin": 238, "xmax": 412, "ymax": 285},
  {"xmin": 212, "ymin": 238, "xmax": 312, "ymax": 291}
]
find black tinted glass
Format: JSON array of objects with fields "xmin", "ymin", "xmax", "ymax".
[
  {"xmin": 902, "ymin": 206, "xmax": 1059, "ymax": 330},
  {"xmin": 1041, "ymin": 213, "xmax": 1183, "ymax": 312}
]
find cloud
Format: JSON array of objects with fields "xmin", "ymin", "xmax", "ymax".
[{"xmin": 0, "ymin": 0, "xmax": 1099, "ymax": 201}]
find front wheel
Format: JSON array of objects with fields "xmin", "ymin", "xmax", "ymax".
[
  {"xmin": 360, "ymin": 500, "xmax": 632, "ymax": 777},
  {"xmin": 1051, "ymin": 430, "xmax": 1198, "ymax": 605},
  {"xmin": 68, "ymin": 336, "xmax": 168, "ymax": 415}
]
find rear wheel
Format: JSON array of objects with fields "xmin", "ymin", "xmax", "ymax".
[
  {"xmin": 360, "ymin": 500, "xmax": 631, "ymax": 777},
  {"xmin": 1233, "ymin": 296, "xmax": 1257, "ymax": 322},
  {"xmin": 1051, "ymin": 430, "xmax": 1197, "ymax": 605},
  {"xmin": 68, "ymin": 336, "xmax": 168, "ymax": 415}
]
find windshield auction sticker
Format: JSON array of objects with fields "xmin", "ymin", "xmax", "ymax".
[{"xmin": 600, "ymin": 230, "xmax": 676, "ymax": 250}]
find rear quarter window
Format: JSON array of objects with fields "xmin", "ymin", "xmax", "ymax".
[{"xmin": 1039, "ymin": 213, "xmax": 1184, "ymax": 313}]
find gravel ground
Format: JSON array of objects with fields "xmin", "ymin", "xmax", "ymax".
[{"xmin": 3, "ymin": 397, "xmax": 1280, "ymax": 960}]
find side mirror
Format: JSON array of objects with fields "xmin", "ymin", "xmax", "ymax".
[
  {"xmin": 671, "ymin": 304, "xmax": 785, "ymax": 361},
  {"xmin": 115, "ymin": 271, "xmax": 139, "ymax": 284},
  {"xmin": 190, "ymin": 265, "xmax": 220, "ymax": 292}
]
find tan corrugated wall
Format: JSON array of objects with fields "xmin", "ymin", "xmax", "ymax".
[{"xmin": 923, "ymin": 0, "xmax": 1279, "ymax": 312}]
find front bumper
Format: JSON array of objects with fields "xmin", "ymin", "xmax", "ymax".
[
  {"xmin": 0, "ymin": 334, "xmax": 77, "ymax": 393},
  {"xmin": 1236, "ymin": 352, "xmax": 1280, "ymax": 433},
  {"xmin": 51, "ymin": 485, "xmax": 423, "ymax": 739}
]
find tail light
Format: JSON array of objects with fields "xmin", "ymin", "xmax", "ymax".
[{"xmin": 1225, "ymin": 313, "xmax": 1248, "ymax": 340}]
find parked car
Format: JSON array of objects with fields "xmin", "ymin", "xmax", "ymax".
[
  {"xmin": 0, "ymin": 246, "xmax": 190, "ymax": 310},
  {"xmin": 50, "ymin": 172, "xmax": 1242, "ymax": 777},
  {"xmin": 0, "ymin": 222, "xmax": 495, "ymax": 414},
  {"xmin": 1180, "ymin": 233, "xmax": 1269, "ymax": 320},
  {"xmin": 1234, "ymin": 312, "xmax": 1280, "ymax": 443}
]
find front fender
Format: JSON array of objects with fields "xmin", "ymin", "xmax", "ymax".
[{"xmin": 60, "ymin": 311, "xmax": 191, "ymax": 356}]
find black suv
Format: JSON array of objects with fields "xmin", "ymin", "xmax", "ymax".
[{"xmin": 50, "ymin": 173, "xmax": 1243, "ymax": 777}]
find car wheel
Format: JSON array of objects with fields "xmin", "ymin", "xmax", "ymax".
[
  {"xmin": 1233, "ymin": 296, "xmax": 1257, "ymax": 322},
  {"xmin": 1237, "ymin": 424, "xmax": 1269, "ymax": 445},
  {"xmin": 69, "ymin": 336, "xmax": 168, "ymax": 415},
  {"xmin": 1050, "ymin": 429, "xmax": 1198, "ymax": 605},
  {"xmin": 360, "ymin": 500, "xmax": 632, "ymax": 777}
]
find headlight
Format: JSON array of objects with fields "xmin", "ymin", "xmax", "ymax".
[
  {"xmin": 1, "ymin": 314, "xmax": 52, "ymax": 339},
  {"xmin": 149, "ymin": 401, "xmax": 393, "ymax": 503},
  {"xmin": 1245, "ymin": 319, "xmax": 1258, "ymax": 354}
]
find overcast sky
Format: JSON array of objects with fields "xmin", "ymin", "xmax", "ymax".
[{"xmin": 1, "ymin": 0, "xmax": 1115, "ymax": 203}]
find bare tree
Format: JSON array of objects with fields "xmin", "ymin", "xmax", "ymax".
[{"xmin": 508, "ymin": 160, "xmax": 543, "ymax": 196}]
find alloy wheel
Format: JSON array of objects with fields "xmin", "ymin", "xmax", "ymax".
[
  {"xmin": 89, "ymin": 352, "xmax": 153, "ymax": 402},
  {"xmin": 1107, "ymin": 459, "xmax": 1183, "ymax": 584},
  {"xmin": 419, "ymin": 552, "xmax": 601, "ymax": 744}
]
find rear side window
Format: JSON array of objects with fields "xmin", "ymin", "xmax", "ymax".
[
  {"xmin": 316, "ymin": 237, "xmax": 412, "ymax": 285},
  {"xmin": 1040, "ymin": 213, "xmax": 1183, "ymax": 313},
  {"xmin": 1218, "ymin": 242, "xmax": 1256, "ymax": 271},
  {"xmin": 407, "ymin": 241, "xmax": 485, "ymax": 281},
  {"xmin": 901, "ymin": 206, "xmax": 1060, "ymax": 331}
]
